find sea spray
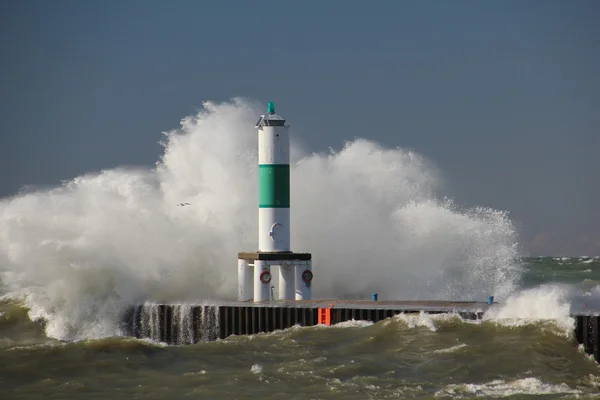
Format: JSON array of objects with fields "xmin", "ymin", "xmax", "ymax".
[
  {"xmin": 483, "ymin": 284, "xmax": 576, "ymax": 337},
  {"xmin": 0, "ymin": 97, "xmax": 521, "ymax": 341},
  {"xmin": 481, "ymin": 283, "xmax": 600, "ymax": 338}
]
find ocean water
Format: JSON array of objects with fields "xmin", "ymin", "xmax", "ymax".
[{"xmin": 1, "ymin": 99, "xmax": 599, "ymax": 398}]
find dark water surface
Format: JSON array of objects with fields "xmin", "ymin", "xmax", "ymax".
[{"xmin": 2, "ymin": 257, "xmax": 600, "ymax": 399}]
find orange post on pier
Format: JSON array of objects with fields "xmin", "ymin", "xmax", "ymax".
[{"xmin": 318, "ymin": 305, "xmax": 333, "ymax": 326}]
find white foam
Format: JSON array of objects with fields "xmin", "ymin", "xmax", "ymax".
[
  {"xmin": 331, "ymin": 319, "xmax": 373, "ymax": 328},
  {"xmin": 250, "ymin": 364, "xmax": 262, "ymax": 374},
  {"xmin": 6, "ymin": 342, "xmax": 68, "ymax": 352},
  {"xmin": 483, "ymin": 285, "xmax": 575, "ymax": 336},
  {"xmin": 0, "ymin": 98, "xmax": 520, "ymax": 341},
  {"xmin": 392, "ymin": 311, "xmax": 465, "ymax": 332},
  {"xmin": 586, "ymin": 373, "xmax": 600, "ymax": 387},
  {"xmin": 396, "ymin": 311, "xmax": 439, "ymax": 331},
  {"xmin": 433, "ymin": 343, "xmax": 468, "ymax": 354},
  {"xmin": 435, "ymin": 378, "xmax": 581, "ymax": 398},
  {"xmin": 183, "ymin": 370, "xmax": 206, "ymax": 376}
]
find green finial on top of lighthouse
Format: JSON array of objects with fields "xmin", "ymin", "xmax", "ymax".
[{"xmin": 267, "ymin": 102, "xmax": 275, "ymax": 114}]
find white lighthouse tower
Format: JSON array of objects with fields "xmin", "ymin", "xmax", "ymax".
[{"xmin": 237, "ymin": 102, "xmax": 313, "ymax": 302}]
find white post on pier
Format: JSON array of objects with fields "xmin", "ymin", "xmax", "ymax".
[
  {"xmin": 278, "ymin": 264, "xmax": 295, "ymax": 301},
  {"xmin": 295, "ymin": 261, "xmax": 312, "ymax": 300},
  {"xmin": 253, "ymin": 260, "xmax": 271, "ymax": 302},
  {"xmin": 237, "ymin": 259, "xmax": 253, "ymax": 301}
]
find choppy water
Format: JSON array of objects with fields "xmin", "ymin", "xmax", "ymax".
[
  {"xmin": 1, "ymin": 258, "xmax": 600, "ymax": 399},
  {"xmin": 1, "ymin": 99, "xmax": 599, "ymax": 398}
]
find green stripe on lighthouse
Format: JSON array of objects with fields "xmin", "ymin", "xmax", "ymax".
[{"xmin": 258, "ymin": 164, "xmax": 290, "ymax": 208}]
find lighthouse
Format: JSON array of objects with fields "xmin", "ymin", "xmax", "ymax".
[
  {"xmin": 257, "ymin": 101, "xmax": 290, "ymax": 253},
  {"xmin": 237, "ymin": 102, "xmax": 313, "ymax": 302}
]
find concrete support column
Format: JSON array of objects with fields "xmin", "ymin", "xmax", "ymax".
[
  {"xmin": 237, "ymin": 259, "xmax": 253, "ymax": 301},
  {"xmin": 295, "ymin": 261, "xmax": 313, "ymax": 300},
  {"xmin": 278, "ymin": 264, "xmax": 295, "ymax": 300},
  {"xmin": 253, "ymin": 260, "xmax": 271, "ymax": 302}
]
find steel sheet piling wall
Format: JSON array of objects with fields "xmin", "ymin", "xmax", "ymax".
[
  {"xmin": 126, "ymin": 304, "xmax": 220, "ymax": 345},
  {"xmin": 123, "ymin": 305, "xmax": 600, "ymax": 364},
  {"xmin": 125, "ymin": 304, "xmax": 483, "ymax": 343},
  {"xmin": 574, "ymin": 315, "xmax": 600, "ymax": 363}
]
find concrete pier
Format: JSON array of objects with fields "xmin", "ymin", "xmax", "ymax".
[
  {"xmin": 122, "ymin": 300, "xmax": 600, "ymax": 364},
  {"xmin": 123, "ymin": 300, "xmax": 490, "ymax": 345}
]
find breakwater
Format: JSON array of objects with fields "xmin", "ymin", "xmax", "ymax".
[{"xmin": 122, "ymin": 300, "xmax": 600, "ymax": 364}]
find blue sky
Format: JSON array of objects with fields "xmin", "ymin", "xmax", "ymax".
[{"xmin": 1, "ymin": 0, "xmax": 599, "ymax": 255}]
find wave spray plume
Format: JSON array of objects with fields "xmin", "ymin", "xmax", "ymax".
[{"xmin": 0, "ymin": 98, "xmax": 520, "ymax": 340}]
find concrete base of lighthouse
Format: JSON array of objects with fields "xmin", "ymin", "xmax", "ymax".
[{"xmin": 237, "ymin": 252, "xmax": 312, "ymax": 302}]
